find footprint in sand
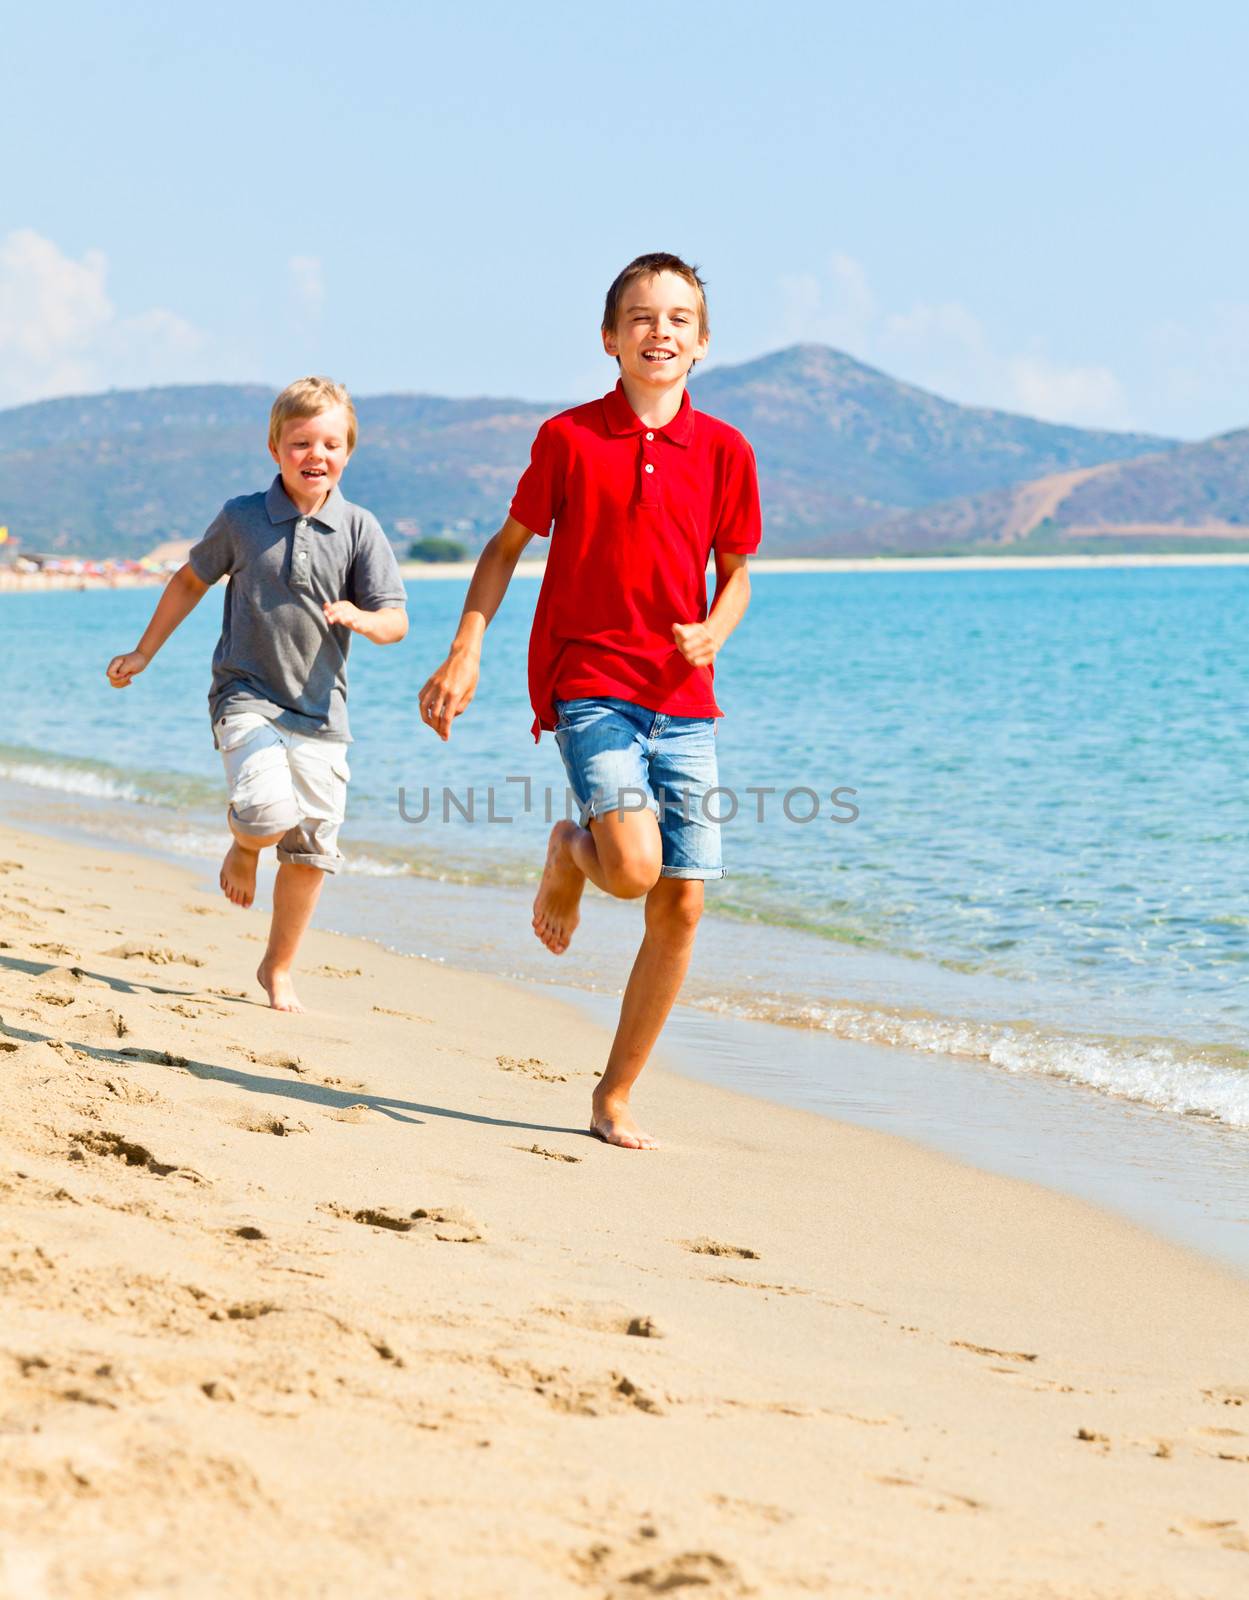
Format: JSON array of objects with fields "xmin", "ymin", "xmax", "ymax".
[
  {"xmin": 950, "ymin": 1339, "xmax": 1038, "ymax": 1364},
  {"xmin": 312, "ymin": 964, "xmax": 362, "ymax": 979},
  {"xmin": 328, "ymin": 1103, "xmax": 372, "ymax": 1123},
  {"xmin": 372, "ymin": 1005, "xmax": 431, "ymax": 1022},
  {"xmin": 873, "ymin": 1473, "xmax": 985, "ymax": 1513},
  {"xmin": 237, "ymin": 1113, "xmax": 311, "ymax": 1137},
  {"xmin": 578, "ymin": 1544, "xmax": 745, "ymax": 1597},
  {"xmin": 683, "ymin": 1237, "xmax": 760, "ymax": 1260},
  {"xmin": 508, "ymin": 1361, "xmax": 664, "ymax": 1417},
  {"xmin": 496, "ymin": 1054, "xmax": 568, "ymax": 1082},
  {"xmin": 69, "ymin": 1128, "xmax": 206, "ymax": 1183},
  {"xmin": 325, "ymin": 1202, "xmax": 483, "ymax": 1242},
  {"xmin": 118, "ymin": 1047, "xmax": 189, "ymax": 1068},
  {"xmin": 516, "ymin": 1144, "xmax": 581, "ymax": 1163},
  {"xmin": 230, "ymin": 1045, "xmax": 307, "ymax": 1074},
  {"xmin": 1202, "ymin": 1385, "xmax": 1249, "ymax": 1409},
  {"xmin": 708, "ymin": 1274, "xmax": 809, "ymax": 1295},
  {"xmin": 100, "ymin": 1076, "xmax": 163, "ymax": 1106},
  {"xmin": 1171, "ymin": 1516, "xmax": 1249, "ymax": 1552},
  {"xmin": 105, "ymin": 942, "xmax": 204, "ymax": 968},
  {"xmin": 537, "ymin": 1304, "xmax": 664, "ymax": 1339}
]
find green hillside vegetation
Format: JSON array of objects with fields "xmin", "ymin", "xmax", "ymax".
[
  {"xmin": 0, "ymin": 347, "xmax": 1180, "ymax": 560},
  {"xmin": 407, "ymin": 536, "xmax": 468, "ymax": 563}
]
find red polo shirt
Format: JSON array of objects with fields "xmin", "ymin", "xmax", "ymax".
[{"xmin": 510, "ymin": 380, "xmax": 762, "ymax": 738}]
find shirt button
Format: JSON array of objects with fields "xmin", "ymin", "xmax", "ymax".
[
  {"xmin": 644, "ymin": 463, "xmax": 655, "ymax": 474},
  {"xmin": 645, "ymin": 431, "xmax": 654, "ymax": 441}
]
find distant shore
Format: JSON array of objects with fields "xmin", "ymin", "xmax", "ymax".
[
  {"xmin": 399, "ymin": 551, "xmax": 1249, "ymax": 578},
  {"xmin": 4, "ymin": 550, "xmax": 1248, "ymax": 594},
  {"xmin": 0, "ymin": 570, "xmax": 170, "ymax": 593}
]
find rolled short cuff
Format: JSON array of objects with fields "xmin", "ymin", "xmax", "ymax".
[
  {"xmin": 229, "ymin": 801, "xmax": 301, "ymax": 839},
  {"xmin": 660, "ymin": 865, "xmax": 727, "ymax": 880},
  {"xmin": 582, "ymin": 792, "xmax": 661, "ymax": 826},
  {"xmin": 275, "ymin": 844, "xmax": 342, "ymax": 875}
]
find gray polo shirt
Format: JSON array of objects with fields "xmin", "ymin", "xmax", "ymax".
[{"xmin": 189, "ymin": 477, "xmax": 406, "ymax": 743}]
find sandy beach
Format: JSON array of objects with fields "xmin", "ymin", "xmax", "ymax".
[
  {"xmin": 6, "ymin": 551, "xmax": 1249, "ymax": 594},
  {"xmin": 2, "ymin": 821, "xmax": 1247, "ymax": 1598}
]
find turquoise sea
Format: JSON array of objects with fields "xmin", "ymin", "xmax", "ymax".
[{"xmin": 2, "ymin": 566, "xmax": 1247, "ymax": 1149}]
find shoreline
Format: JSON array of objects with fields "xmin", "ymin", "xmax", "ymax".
[
  {"xmin": 2, "ymin": 818, "xmax": 1248, "ymax": 1594},
  {"xmin": 396, "ymin": 552, "xmax": 1249, "ymax": 579},
  {"xmin": 4, "ymin": 549, "xmax": 1249, "ymax": 593}
]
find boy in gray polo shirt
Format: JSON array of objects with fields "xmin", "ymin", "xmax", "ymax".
[{"xmin": 106, "ymin": 377, "xmax": 408, "ymax": 1011}]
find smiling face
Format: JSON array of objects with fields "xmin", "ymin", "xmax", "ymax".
[
  {"xmin": 602, "ymin": 270, "xmax": 710, "ymax": 393},
  {"xmin": 269, "ymin": 403, "xmax": 353, "ymax": 514}
]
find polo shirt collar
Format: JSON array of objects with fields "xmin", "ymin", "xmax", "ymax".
[
  {"xmin": 265, "ymin": 475, "xmax": 346, "ymax": 531},
  {"xmin": 601, "ymin": 380, "xmax": 695, "ymax": 448}
]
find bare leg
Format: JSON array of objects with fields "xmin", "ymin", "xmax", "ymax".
[
  {"xmin": 532, "ymin": 812, "xmax": 663, "ymax": 954},
  {"xmin": 257, "ymin": 862, "xmax": 324, "ymax": 1012},
  {"xmin": 591, "ymin": 877, "xmax": 704, "ymax": 1149},
  {"xmin": 220, "ymin": 812, "xmax": 285, "ymax": 909}
]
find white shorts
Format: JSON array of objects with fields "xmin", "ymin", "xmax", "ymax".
[{"xmin": 215, "ymin": 711, "xmax": 350, "ymax": 874}]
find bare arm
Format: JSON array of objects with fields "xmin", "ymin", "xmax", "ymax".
[
  {"xmin": 418, "ymin": 516, "xmax": 536, "ymax": 739},
  {"xmin": 105, "ymin": 563, "xmax": 211, "ymax": 687},
  {"xmin": 322, "ymin": 601, "xmax": 409, "ymax": 645},
  {"xmin": 672, "ymin": 552, "xmax": 752, "ymax": 667}
]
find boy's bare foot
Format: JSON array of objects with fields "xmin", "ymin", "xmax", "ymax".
[
  {"xmin": 532, "ymin": 821, "xmax": 586, "ymax": 954},
  {"xmin": 220, "ymin": 842, "xmax": 259, "ymax": 908},
  {"xmin": 589, "ymin": 1090, "xmax": 659, "ymax": 1150},
  {"xmin": 257, "ymin": 960, "xmax": 303, "ymax": 1013}
]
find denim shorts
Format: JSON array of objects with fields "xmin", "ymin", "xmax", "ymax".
[{"xmin": 553, "ymin": 697, "xmax": 726, "ymax": 880}]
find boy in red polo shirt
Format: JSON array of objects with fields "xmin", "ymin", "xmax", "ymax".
[{"xmin": 419, "ymin": 253, "xmax": 760, "ymax": 1148}]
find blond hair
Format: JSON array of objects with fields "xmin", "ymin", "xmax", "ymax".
[{"xmin": 269, "ymin": 376, "xmax": 358, "ymax": 452}]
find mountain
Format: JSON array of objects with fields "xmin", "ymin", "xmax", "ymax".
[
  {"xmin": 0, "ymin": 347, "xmax": 1178, "ymax": 559},
  {"xmin": 854, "ymin": 428, "xmax": 1249, "ymax": 554},
  {"xmin": 692, "ymin": 346, "xmax": 1172, "ymax": 549},
  {"xmin": 0, "ymin": 386, "xmax": 552, "ymax": 560}
]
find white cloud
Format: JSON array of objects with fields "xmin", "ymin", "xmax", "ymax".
[
  {"xmin": 777, "ymin": 251, "xmax": 1133, "ymax": 429},
  {"xmin": 1007, "ymin": 356, "xmax": 1126, "ymax": 430},
  {"xmin": 779, "ymin": 250, "xmax": 875, "ymax": 353},
  {"xmin": 289, "ymin": 255, "xmax": 325, "ymax": 319},
  {"xmin": 0, "ymin": 228, "xmax": 220, "ymax": 408}
]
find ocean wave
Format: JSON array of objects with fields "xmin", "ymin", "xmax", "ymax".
[
  {"xmin": 701, "ymin": 993, "xmax": 1249, "ymax": 1129},
  {"xmin": 0, "ymin": 757, "xmax": 146, "ymax": 804},
  {"xmin": 0, "ymin": 747, "xmax": 218, "ymax": 810}
]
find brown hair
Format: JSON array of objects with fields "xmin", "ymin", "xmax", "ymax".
[
  {"xmin": 602, "ymin": 252, "xmax": 709, "ymax": 340},
  {"xmin": 269, "ymin": 376, "xmax": 358, "ymax": 453}
]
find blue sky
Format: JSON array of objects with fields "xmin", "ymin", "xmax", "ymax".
[{"xmin": 4, "ymin": 0, "xmax": 1246, "ymax": 438}]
